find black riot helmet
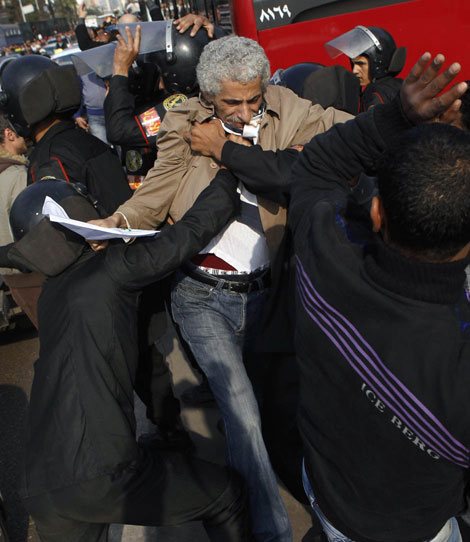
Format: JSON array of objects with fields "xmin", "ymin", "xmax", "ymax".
[
  {"xmin": 152, "ymin": 24, "xmax": 209, "ymax": 95},
  {"xmin": 128, "ymin": 53, "xmax": 163, "ymax": 106},
  {"xmin": 8, "ymin": 179, "xmax": 100, "ymax": 277},
  {"xmin": 0, "ymin": 55, "xmax": 81, "ymax": 137},
  {"xmin": 324, "ymin": 26, "xmax": 406, "ymax": 82},
  {"xmin": 122, "ymin": 20, "xmax": 209, "ymax": 98},
  {"xmin": 0, "ymin": 54, "xmax": 19, "ymax": 87},
  {"xmin": 270, "ymin": 62, "xmax": 324, "ymax": 97},
  {"xmin": 360, "ymin": 27, "xmax": 405, "ymax": 80},
  {"xmin": 10, "ymin": 179, "xmax": 99, "ymax": 241},
  {"xmin": 271, "ymin": 63, "xmax": 360, "ymax": 115}
]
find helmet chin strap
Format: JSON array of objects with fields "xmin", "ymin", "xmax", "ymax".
[{"xmin": 215, "ymin": 102, "xmax": 266, "ymax": 145}]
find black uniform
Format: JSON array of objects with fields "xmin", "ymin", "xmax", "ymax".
[
  {"xmin": 19, "ymin": 172, "xmax": 249, "ymax": 542},
  {"xmin": 104, "ymin": 74, "xmax": 189, "ymax": 190},
  {"xmin": 360, "ymin": 76, "xmax": 402, "ymax": 111},
  {"xmin": 28, "ymin": 120, "xmax": 132, "ymax": 215}
]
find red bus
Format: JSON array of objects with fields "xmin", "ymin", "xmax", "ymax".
[{"xmin": 226, "ymin": 0, "xmax": 470, "ymax": 80}]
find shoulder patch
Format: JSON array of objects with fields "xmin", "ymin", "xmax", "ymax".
[
  {"xmin": 163, "ymin": 93, "xmax": 189, "ymax": 111},
  {"xmin": 138, "ymin": 107, "xmax": 162, "ymax": 138}
]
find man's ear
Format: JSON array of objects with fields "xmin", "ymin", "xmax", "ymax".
[
  {"xmin": 4, "ymin": 128, "xmax": 15, "ymax": 142},
  {"xmin": 370, "ymin": 196, "xmax": 385, "ymax": 233},
  {"xmin": 201, "ymin": 93, "xmax": 213, "ymax": 106}
]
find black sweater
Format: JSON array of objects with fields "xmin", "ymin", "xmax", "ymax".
[{"xmin": 289, "ymin": 100, "xmax": 470, "ymax": 541}]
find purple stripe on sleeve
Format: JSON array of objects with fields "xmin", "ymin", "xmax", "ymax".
[
  {"xmin": 297, "ymin": 272, "xmax": 467, "ymax": 466},
  {"xmin": 296, "ymin": 255, "xmax": 469, "ymax": 455},
  {"xmin": 295, "ymin": 257, "xmax": 469, "ymax": 468}
]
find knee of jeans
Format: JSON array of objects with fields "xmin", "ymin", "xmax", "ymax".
[
  {"xmin": 224, "ymin": 383, "xmax": 261, "ymax": 417},
  {"xmin": 224, "ymin": 412, "xmax": 263, "ymax": 444}
]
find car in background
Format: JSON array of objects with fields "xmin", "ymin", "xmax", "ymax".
[
  {"xmin": 51, "ymin": 44, "xmax": 81, "ymax": 66},
  {"xmin": 41, "ymin": 36, "xmax": 72, "ymax": 58}
]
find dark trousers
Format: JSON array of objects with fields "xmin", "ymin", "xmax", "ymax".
[
  {"xmin": 24, "ymin": 451, "xmax": 250, "ymax": 542},
  {"xmin": 135, "ymin": 277, "xmax": 206, "ymax": 428},
  {"xmin": 135, "ymin": 279, "xmax": 181, "ymax": 428}
]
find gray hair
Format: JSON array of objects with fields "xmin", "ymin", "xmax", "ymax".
[{"xmin": 196, "ymin": 36, "xmax": 271, "ymax": 98}]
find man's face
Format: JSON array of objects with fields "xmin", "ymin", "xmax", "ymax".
[
  {"xmin": 208, "ymin": 78, "xmax": 264, "ymax": 129},
  {"xmin": 351, "ymin": 55, "xmax": 371, "ymax": 86},
  {"xmin": 12, "ymin": 132, "xmax": 27, "ymax": 155},
  {"xmin": 95, "ymin": 29, "xmax": 111, "ymax": 43}
]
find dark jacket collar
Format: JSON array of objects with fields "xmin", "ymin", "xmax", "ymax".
[
  {"xmin": 364, "ymin": 236, "xmax": 469, "ymax": 304},
  {"xmin": 36, "ymin": 120, "xmax": 75, "ymax": 146}
]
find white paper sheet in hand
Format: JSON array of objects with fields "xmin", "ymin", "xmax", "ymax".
[{"xmin": 42, "ymin": 197, "xmax": 158, "ymax": 241}]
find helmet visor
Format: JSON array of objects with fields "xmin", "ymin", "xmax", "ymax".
[{"xmin": 324, "ymin": 26, "xmax": 379, "ymax": 60}]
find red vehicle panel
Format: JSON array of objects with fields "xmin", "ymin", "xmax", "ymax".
[{"xmin": 230, "ymin": 0, "xmax": 470, "ymax": 80}]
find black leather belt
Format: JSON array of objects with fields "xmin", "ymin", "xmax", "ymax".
[{"xmin": 182, "ymin": 265, "xmax": 270, "ymax": 293}]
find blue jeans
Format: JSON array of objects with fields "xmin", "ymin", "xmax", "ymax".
[
  {"xmin": 87, "ymin": 114, "xmax": 109, "ymax": 146},
  {"xmin": 171, "ymin": 270, "xmax": 292, "ymax": 542},
  {"xmin": 302, "ymin": 461, "xmax": 461, "ymax": 542}
]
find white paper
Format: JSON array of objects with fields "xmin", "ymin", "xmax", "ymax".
[
  {"xmin": 43, "ymin": 196, "xmax": 69, "ymax": 218},
  {"xmin": 42, "ymin": 197, "xmax": 159, "ymax": 241}
]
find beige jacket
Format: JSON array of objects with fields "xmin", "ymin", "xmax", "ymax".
[
  {"xmin": 118, "ymin": 85, "xmax": 352, "ymax": 257},
  {"xmin": 0, "ymin": 151, "xmax": 28, "ymax": 276}
]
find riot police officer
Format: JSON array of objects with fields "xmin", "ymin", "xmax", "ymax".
[
  {"xmin": 0, "ymin": 55, "xmax": 132, "ymax": 215},
  {"xmin": 1, "ymin": 178, "xmax": 249, "ymax": 542},
  {"xmin": 104, "ymin": 21, "xmax": 215, "ymax": 190},
  {"xmin": 325, "ymin": 25, "xmax": 407, "ymax": 111}
]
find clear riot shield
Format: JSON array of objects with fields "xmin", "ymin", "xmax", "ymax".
[
  {"xmin": 117, "ymin": 20, "xmax": 170, "ymax": 54},
  {"xmin": 71, "ymin": 21, "xmax": 170, "ymax": 78},
  {"xmin": 71, "ymin": 43, "xmax": 117, "ymax": 78}
]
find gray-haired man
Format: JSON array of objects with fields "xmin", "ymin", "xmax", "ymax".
[{"xmin": 92, "ymin": 35, "xmax": 351, "ymax": 541}]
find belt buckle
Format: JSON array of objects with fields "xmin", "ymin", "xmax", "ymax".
[
  {"xmin": 225, "ymin": 280, "xmax": 236, "ymax": 293},
  {"xmin": 226, "ymin": 280, "xmax": 247, "ymax": 294}
]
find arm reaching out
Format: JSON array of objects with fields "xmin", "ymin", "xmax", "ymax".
[
  {"xmin": 400, "ymin": 52, "xmax": 467, "ymax": 124},
  {"xmin": 288, "ymin": 52, "xmax": 469, "ymax": 224},
  {"xmin": 105, "ymin": 170, "xmax": 240, "ymax": 288}
]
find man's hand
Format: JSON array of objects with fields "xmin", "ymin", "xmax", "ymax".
[
  {"xmin": 75, "ymin": 116, "xmax": 89, "ymax": 131},
  {"xmin": 227, "ymin": 134, "xmax": 252, "ymax": 147},
  {"xmin": 174, "ymin": 13, "xmax": 214, "ymax": 38},
  {"xmin": 184, "ymin": 120, "xmax": 227, "ymax": 161},
  {"xmin": 113, "ymin": 25, "xmax": 141, "ymax": 77},
  {"xmin": 87, "ymin": 214, "xmax": 125, "ymax": 251},
  {"xmin": 400, "ymin": 52, "xmax": 468, "ymax": 125},
  {"xmin": 77, "ymin": 2, "xmax": 87, "ymax": 19}
]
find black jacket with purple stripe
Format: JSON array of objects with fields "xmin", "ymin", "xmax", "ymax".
[{"xmin": 288, "ymin": 100, "xmax": 470, "ymax": 542}]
